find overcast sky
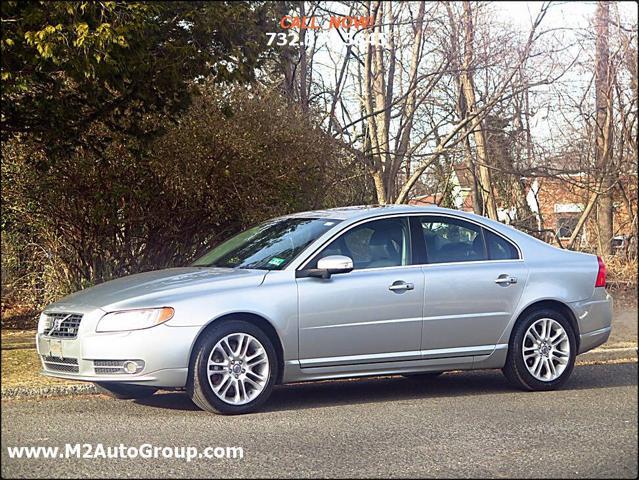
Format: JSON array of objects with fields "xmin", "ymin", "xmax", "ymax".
[
  {"xmin": 497, "ymin": 2, "xmax": 637, "ymax": 139},
  {"xmin": 498, "ymin": 1, "xmax": 637, "ymax": 29}
]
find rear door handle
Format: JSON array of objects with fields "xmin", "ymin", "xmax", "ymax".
[
  {"xmin": 495, "ymin": 275, "xmax": 517, "ymax": 285},
  {"xmin": 389, "ymin": 281, "xmax": 414, "ymax": 292}
]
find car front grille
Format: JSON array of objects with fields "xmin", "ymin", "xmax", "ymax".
[
  {"xmin": 43, "ymin": 313, "xmax": 83, "ymax": 339},
  {"xmin": 42, "ymin": 356, "xmax": 79, "ymax": 373}
]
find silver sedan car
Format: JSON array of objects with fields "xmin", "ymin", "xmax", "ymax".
[{"xmin": 37, "ymin": 205, "xmax": 612, "ymax": 414}]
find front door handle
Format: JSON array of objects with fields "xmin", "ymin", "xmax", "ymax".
[
  {"xmin": 389, "ymin": 281, "xmax": 414, "ymax": 292},
  {"xmin": 495, "ymin": 275, "xmax": 517, "ymax": 285}
]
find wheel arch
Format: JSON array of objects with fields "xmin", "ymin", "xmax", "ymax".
[
  {"xmin": 510, "ymin": 299, "xmax": 580, "ymax": 351},
  {"xmin": 187, "ymin": 312, "xmax": 285, "ymax": 385}
]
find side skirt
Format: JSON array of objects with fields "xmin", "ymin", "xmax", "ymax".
[{"xmin": 281, "ymin": 344, "xmax": 509, "ymax": 384}]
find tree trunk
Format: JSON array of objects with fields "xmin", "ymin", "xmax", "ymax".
[
  {"xmin": 362, "ymin": 1, "xmax": 386, "ymax": 204},
  {"xmin": 298, "ymin": 1, "xmax": 309, "ymax": 112},
  {"xmin": 460, "ymin": 1, "xmax": 498, "ymax": 219},
  {"xmin": 567, "ymin": 191, "xmax": 599, "ymax": 250},
  {"xmin": 389, "ymin": 1, "xmax": 425, "ymax": 203},
  {"xmin": 595, "ymin": 1, "xmax": 614, "ymax": 255},
  {"xmin": 445, "ymin": 2, "xmax": 482, "ymax": 214}
]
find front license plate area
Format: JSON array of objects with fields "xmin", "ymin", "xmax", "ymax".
[{"xmin": 48, "ymin": 339, "xmax": 63, "ymax": 358}]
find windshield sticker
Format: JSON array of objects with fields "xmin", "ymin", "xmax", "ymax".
[
  {"xmin": 268, "ymin": 257, "xmax": 286, "ymax": 266},
  {"xmin": 324, "ymin": 221, "xmax": 335, "ymax": 226}
]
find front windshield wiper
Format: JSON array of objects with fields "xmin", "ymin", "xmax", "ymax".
[{"xmin": 236, "ymin": 264, "xmax": 271, "ymax": 271}]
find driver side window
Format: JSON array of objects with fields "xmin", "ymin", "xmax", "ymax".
[{"xmin": 311, "ymin": 218, "xmax": 410, "ymax": 270}]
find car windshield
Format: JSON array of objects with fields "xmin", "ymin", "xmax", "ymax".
[{"xmin": 191, "ymin": 217, "xmax": 341, "ymax": 270}]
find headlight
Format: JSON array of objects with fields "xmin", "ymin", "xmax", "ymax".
[
  {"xmin": 37, "ymin": 312, "xmax": 48, "ymax": 334},
  {"xmin": 96, "ymin": 307, "xmax": 175, "ymax": 333}
]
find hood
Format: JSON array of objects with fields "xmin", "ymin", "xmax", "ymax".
[{"xmin": 48, "ymin": 267, "xmax": 268, "ymax": 312}]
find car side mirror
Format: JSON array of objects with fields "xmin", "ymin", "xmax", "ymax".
[{"xmin": 296, "ymin": 255, "xmax": 354, "ymax": 279}]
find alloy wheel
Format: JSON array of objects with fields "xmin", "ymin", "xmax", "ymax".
[
  {"xmin": 207, "ymin": 333, "xmax": 270, "ymax": 405},
  {"xmin": 522, "ymin": 317, "xmax": 570, "ymax": 382}
]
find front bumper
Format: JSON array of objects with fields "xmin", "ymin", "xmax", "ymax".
[
  {"xmin": 37, "ymin": 309, "xmax": 200, "ymax": 387},
  {"xmin": 39, "ymin": 368, "xmax": 189, "ymax": 387}
]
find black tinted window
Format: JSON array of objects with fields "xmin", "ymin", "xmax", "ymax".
[
  {"xmin": 312, "ymin": 218, "xmax": 410, "ymax": 270},
  {"xmin": 485, "ymin": 230, "xmax": 519, "ymax": 260},
  {"xmin": 418, "ymin": 216, "xmax": 487, "ymax": 263}
]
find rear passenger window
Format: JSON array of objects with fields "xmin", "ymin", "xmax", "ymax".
[
  {"xmin": 485, "ymin": 230, "xmax": 519, "ymax": 260},
  {"xmin": 418, "ymin": 216, "xmax": 487, "ymax": 263}
]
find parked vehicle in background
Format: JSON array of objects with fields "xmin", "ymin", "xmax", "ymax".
[{"xmin": 37, "ymin": 205, "xmax": 612, "ymax": 414}]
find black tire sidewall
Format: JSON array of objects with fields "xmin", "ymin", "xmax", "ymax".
[
  {"xmin": 508, "ymin": 309, "xmax": 577, "ymax": 390},
  {"xmin": 191, "ymin": 320, "xmax": 278, "ymax": 414}
]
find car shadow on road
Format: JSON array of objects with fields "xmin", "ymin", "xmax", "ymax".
[{"xmin": 134, "ymin": 362, "xmax": 637, "ymax": 413}]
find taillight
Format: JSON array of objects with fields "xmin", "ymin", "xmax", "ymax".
[{"xmin": 595, "ymin": 256, "xmax": 607, "ymax": 287}]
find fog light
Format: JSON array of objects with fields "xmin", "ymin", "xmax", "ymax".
[{"xmin": 123, "ymin": 361, "xmax": 140, "ymax": 374}]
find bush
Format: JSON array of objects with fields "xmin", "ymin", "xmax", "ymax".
[{"xmin": 1, "ymin": 86, "xmax": 371, "ymax": 327}]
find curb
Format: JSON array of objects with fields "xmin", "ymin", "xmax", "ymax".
[
  {"xmin": 2, "ymin": 346, "xmax": 637, "ymax": 400},
  {"xmin": 2, "ymin": 343, "xmax": 34, "ymax": 351},
  {"xmin": 2, "ymin": 383, "xmax": 99, "ymax": 399},
  {"xmin": 576, "ymin": 346, "xmax": 638, "ymax": 364}
]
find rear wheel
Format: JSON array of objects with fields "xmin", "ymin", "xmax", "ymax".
[
  {"xmin": 187, "ymin": 320, "xmax": 278, "ymax": 415},
  {"xmin": 503, "ymin": 308, "xmax": 576, "ymax": 391},
  {"xmin": 95, "ymin": 383, "xmax": 158, "ymax": 400}
]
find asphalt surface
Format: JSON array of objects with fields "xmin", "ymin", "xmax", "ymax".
[{"xmin": 2, "ymin": 362, "xmax": 637, "ymax": 478}]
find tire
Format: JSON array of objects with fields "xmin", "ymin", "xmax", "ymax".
[
  {"xmin": 402, "ymin": 371, "xmax": 443, "ymax": 379},
  {"xmin": 187, "ymin": 320, "xmax": 278, "ymax": 415},
  {"xmin": 502, "ymin": 308, "xmax": 576, "ymax": 391},
  {"xmin": 95, "ymin": 382, "xmax": 158, "ymax": 400}
]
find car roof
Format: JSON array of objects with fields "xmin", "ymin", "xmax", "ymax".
[
  {"xmin": 282, "ymin": 204, "xmax": 538, "ymax": 247},
  {"xmin": 283, "ymin": 204, "xmax": 447, "ymax": 221}
]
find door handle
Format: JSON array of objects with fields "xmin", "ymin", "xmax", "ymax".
[
  {"xmin": 389, "ymin": 281, "xmax": 414, "ymax": 292},
  {"xmin": 495, "ymin": 275, "xmax": 517, "ymax": 285}
]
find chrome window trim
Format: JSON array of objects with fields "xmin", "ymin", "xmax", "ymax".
[
  {"xmin": 420, "ymin": 258, "xmax": 525, "ymax": 268},
  {"xmin": 295, "ymin": 212, "xmax": 523, "ymax": 271}
]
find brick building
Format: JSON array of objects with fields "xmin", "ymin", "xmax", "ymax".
[{"xmin": 527, "ymin": 174, "xmax": 636, "ymax": 252}]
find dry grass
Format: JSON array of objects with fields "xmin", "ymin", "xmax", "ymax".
[{"xmin": 604, "ymin": 255, "xmax": 638, "ymax": 286}]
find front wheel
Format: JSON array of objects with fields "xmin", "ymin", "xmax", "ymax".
[
  {"xmin": 503, "ymin": 309, "xmax": 576, "ymax": 391},
  {"xmin": 187, "ymin": 320, "xmax": 278, "ymax": 414}
]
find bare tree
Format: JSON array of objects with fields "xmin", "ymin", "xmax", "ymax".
[
  {"xmin": 283, "ymin": 0, "xmax": 635, "ymax": 257},
  {"xmin": 594, "ymin": 0, "xmax": 615, "ymax": 255},
  {"xmin": 458, "ymin": 1, "xmax": 498, "ymax": 219}
]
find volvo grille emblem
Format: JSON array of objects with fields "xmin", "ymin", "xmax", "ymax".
[{"xmin": 48, "ymin": 314, "xmax": 72, "ymax": 335}]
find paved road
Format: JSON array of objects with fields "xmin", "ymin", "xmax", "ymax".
[{"xmin": 2, "ymin": 363, "xmax": 637, "ymax": 478}]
